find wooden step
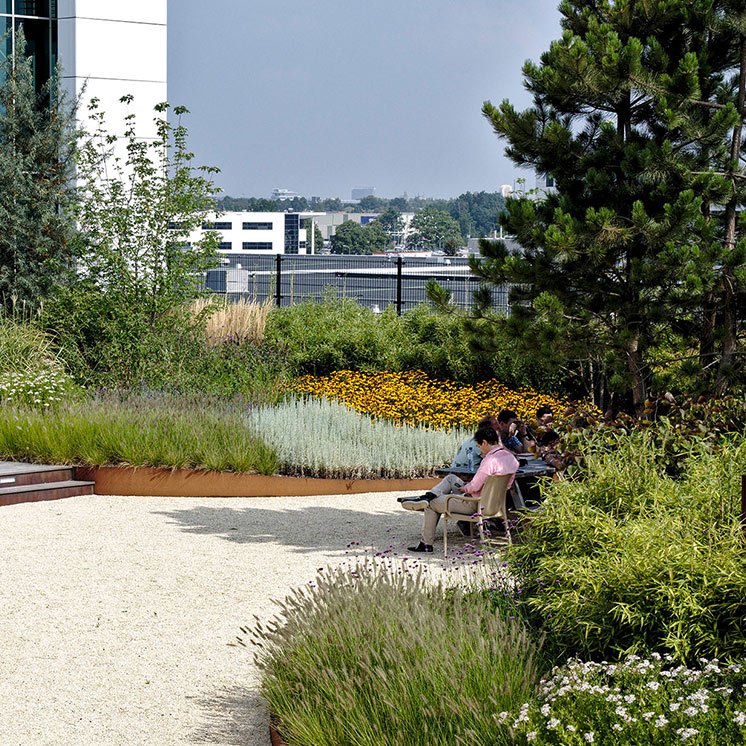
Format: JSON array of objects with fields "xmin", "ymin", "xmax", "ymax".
[
  {"xmin": 0, "ymin": 479, "xmax": 95, "ymax": 507},
  {"xmin": 0, "ymin": 462, "xmax": 75, "ymax": 488}
]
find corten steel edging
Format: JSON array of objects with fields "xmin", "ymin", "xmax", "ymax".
[{"xmin": 74, "ymin": 466, "xmax": 434, "ymax": 497}]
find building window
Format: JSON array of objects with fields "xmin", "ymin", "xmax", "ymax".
[
  {"xmin": 284, "ymin": 213, "xmax": 299, "ymax": 254},
  {"xmin": 242, "ymin": 242, "xmax": 273, "ymax": 250},
  {"xmin": 218, "ymin": 242, "xmax": 232, "ymax": 250},
  {"xmin": 242, "ymin": 222, "xmax": 272, "ymax": 230},
  {"xmin": 202, "ymin": 221, "xmax": 232, "ymax": 230}
]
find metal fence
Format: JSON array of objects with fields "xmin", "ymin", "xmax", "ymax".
[{"xmin": 204, "ymin": 254, "xmax": 510, "ymax": 314}]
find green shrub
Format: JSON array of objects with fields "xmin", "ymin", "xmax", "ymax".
[
  {"xmin": 42, "ymin": 287, "xmax": 288, "ymax": 400},
  {"xmin": 0, "ymin": 393, "xmax": 277, "ymax": 473},
  {"xmin": 248, "ymin": 396, "xmax": 466, "ymax": 478},
  {"xmin": 249, "ymin": 561, "xmax": 543, "ymax": 746},
  {"xmin": 508, "ymin": 654, "xmax": 746, "ymax": 745},
  {"xmin": 508, "ymin": 433, "xmax": 746, "ymax": 661},
  {"xmin": 265, "ymin": 299, "xmax": 406, "ymax": 376}
]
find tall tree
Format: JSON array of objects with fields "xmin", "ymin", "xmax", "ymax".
[
  {"xmin": 330, "ymin": 220, "xmax": 389, "ymax": 254},
  {"xmin": 0, "ymin": 27, "xmax": 77, "ymax": 312},
  {"xmin": 407, "ymin": 207, "xmax": 463, "ymax": 250},
  {"xmin": 471, "ymin": 0, "xmax": 744, "ymax": 411}
]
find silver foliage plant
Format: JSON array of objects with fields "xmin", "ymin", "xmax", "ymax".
[{"xmin": 247, "ymin": 396, "xmax": 467, "ymax": 479}]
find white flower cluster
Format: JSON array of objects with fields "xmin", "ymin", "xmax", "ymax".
[
  {"xmin": 506, "ymin": 654, "xmax": 746, "ymax": 744},
  {"xmin": 0, "ymin": 368, "xmax": 71, "ymax": 410}
]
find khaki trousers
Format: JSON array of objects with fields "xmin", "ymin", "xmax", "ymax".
[{"xmin": 421, "ymin": 493, "xmax": 477, "ymax": 545}]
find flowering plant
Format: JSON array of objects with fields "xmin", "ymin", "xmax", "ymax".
[
  {"xmin": 507, "ymin": 654, "xmax": 746, "ymax": 745},
  {"xmin": 0, "ymin": 368, "xmax": 74, "ymax": 410}
]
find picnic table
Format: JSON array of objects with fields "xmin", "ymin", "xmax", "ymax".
[{"xmin": 434, "ymin": 454, "xmax": 555, "ymax": 510}]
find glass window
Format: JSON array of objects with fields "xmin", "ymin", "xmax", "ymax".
[
  {"xmin": 242, "ymin": 242, "xmax": 273, "ymax": 250},
  {"xmin": 242, "ymin": 222, "xmax": 273, "ymax": 230},
  {"xmin": 218, "ymin": 242, "xmax": 232, "ymax": 250},
  {"xmin": 202, "ymin": 221, "xmax": 232, "ymax": 230},
  {"xmin": 2, "ymin": 2, "xmax": 11, "ymax": 14},
  {"xmin": 14, "ymin": 1, "xmax": 50, "ymax": 17},
  {"xmin": 284, "ymin": 213, "xmax": 299, "ymax": 254},
  {"xmin": 15, "ymin": 17, "xmax": 50, "ymax": 93}
]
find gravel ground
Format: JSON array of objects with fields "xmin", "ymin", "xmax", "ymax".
[{"xmin": 0, "ymin": 490, "xmax": 461, "ymax": 746}]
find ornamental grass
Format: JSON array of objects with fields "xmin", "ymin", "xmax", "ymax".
[
  {"xmin": 0, "ymin": 393, "xmax": 277, "ymax": 473},
  {"xmin": 291, "ymin": 369, "xmax": 589, "ymax": 429},
  {"xmin": 249, "ymin": 560, "xmax": 543, "ymax": 746}
]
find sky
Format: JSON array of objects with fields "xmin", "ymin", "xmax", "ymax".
[{"xmin": 167, "ymin": 1, "xmax": 562, "ymax": 201}]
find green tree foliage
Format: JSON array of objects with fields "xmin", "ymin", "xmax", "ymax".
[
  {"xmin": 0, "ymin": 28, "xmax": 77, "ymax": 312},
  {"xmin": 472, "ymin": 0, "xmax": 746, "ymax": 412},
  {"xmin": 44, "ymin": 96, "xmax": 220, "ymax": 385},
  {"xmin": 407, "ymin": 206, "xmax": 463, "ymax": 250},
  {"xmin": 329, "ymin": 220, "xmax": 388, "ymax": 254},
  {"xmin": 448, "ymin": 191, "xmax": 505, "ymax": 238},
  {"xmin": 375, "ymin": 207, "xmax": 404, "ymax": 245}
]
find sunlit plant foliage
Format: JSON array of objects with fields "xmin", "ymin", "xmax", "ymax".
[{"xmin": 247, "ymin": 396, "xmax": 466, "ymax": 478}]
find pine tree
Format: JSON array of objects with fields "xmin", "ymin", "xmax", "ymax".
[
  {"xmin": 0, "ymin": 27, "xmax": 77, "ymax": 312},
  {"xmin": 472, "ymin": 0, "xmax": 744, "ymax": 410}
]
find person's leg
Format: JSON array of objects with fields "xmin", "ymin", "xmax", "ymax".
[
  {"xmin": 419, "ymin": 494, "xmax": 475, "ymax": 545},
  {"xmin": 399, "ymin": 474, "xmax": 464, "ymax": 511}
]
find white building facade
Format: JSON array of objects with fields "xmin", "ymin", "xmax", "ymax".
[
  {"xmin": 58, "ymin": 0, "xmax": 167, "ymax": 141},
  {"xmin": 1, "ymin": 2, "xmax": 167, "ymax": 140},
  {"xmin": 190, "ymin": 211, "xmax": 321, "ymax": 262}
]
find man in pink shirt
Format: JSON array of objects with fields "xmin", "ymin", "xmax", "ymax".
[{"xmin": 408, "ymin": 425, "xmax": 519, "ymax": 553}]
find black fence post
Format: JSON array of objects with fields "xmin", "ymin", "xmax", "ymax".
[
  {"xmin": 396, "ymin": 255, "xmax": 403, "ymax": 316},
  {"xmin": 275, "ymin": 254, "xmax": 282, "ymax": 307}
]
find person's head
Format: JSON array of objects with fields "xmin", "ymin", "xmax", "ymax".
[
  {"xmin": 538, "ymin": 430, "xmax": 560, "ymax": 448},
  {"xmin": 477, "ymin": 416, "xmax": 494, "ymax": 430},
  {"xmin": 495, "ymin": 409, "xmax": 518, "ymax": 434},
  {"xmin": 536, "ymin": 406, "xmax": 553, "ymax": 426},
  {"xmin": 474, "ymin": 425, "xmax": 500, "ymax": 453}
]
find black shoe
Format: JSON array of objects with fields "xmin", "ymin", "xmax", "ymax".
[
  {"xmin": 407, "ymin": 542, "xmax": 434, "ymax": 553},
  {"xmin": 397, "ymin": 492, "xmax": 436, "ymax": 503},
  {"xmin": 457, "ymin": 520, "xmax": 472, "ymax": 537}
]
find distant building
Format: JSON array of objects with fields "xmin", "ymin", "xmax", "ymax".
[
  {"xmin": 189, "ymin": 211, "xmax": 322, "ymax": 259},
  {"xmin": 351, "ymin": 187, "xmax": 375, "ymax": 201},
  {"xmin": 271, "ymin": 188, "xmax": 302, "ymax": 201},
  {"xmin": 314, "ymin": 211, "xmax": 415, "ymax": 249}
]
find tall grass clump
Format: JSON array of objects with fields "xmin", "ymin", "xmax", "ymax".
[
  {"xmin": 189, "ymin": 297, "xmax": 272, "ymax": 346},
  {"xmin": 0, "ymin": 316, "xmax": 60, "ymax": 373},
  {"xmin": 247, "ymin": 396, "xmax": 467, "ymax": 478},
  {"xmin": 0, "ymin": 393, "xmax": 277, "ymax": 473},
  {"xmin": 249, "ymin": 560, "xmax": 543, "ymax": 746},
  {"xmin": 508, "ymin": 432, "xmax": 746, "ymax": 661}
]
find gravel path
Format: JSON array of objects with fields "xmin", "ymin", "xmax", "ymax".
[{"xmin": 0, "ymin": 490, "xmax": 453, "ymax": 746}]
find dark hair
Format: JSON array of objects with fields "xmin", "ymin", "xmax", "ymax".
[
  {"xmin": 497, "ymin": 409, "xmax": 517, "ymax": 424},
  {"xmin": 474, "ymin": 425, "xmax": 500, "ymax": 446},
  {"xmin": 477, "ymin": 416, "xmax": 495, "ymax": 429},
  {"xmin": 538, "ymin": 430, "xmax": 560, "ymax": 447},
  {"xmin": 536, "ymin": 406, "xmax": 553, "ymax": 418}
]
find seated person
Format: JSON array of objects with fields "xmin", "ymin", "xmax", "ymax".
[
  {"xmin": 398, "ymin": 416, "xmax": 494, "ymax": 510},
  {"xmin": 407, "ymin": 425, "xmax": 519, "ymax": 553},
  {"xmin": 537, "ymin": 429, "xmax": 572, "ymax": 472},
  {"xmin": 523, "ymin": 405, "xmax": 554, "ymax": 453},
  {"xmin": 495, "ymin": 409, "xmax": 530, "ymax": 453}
]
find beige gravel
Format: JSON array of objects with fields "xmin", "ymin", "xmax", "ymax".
[{"xmin": 0, "ymin": 490, "xmax": 463, "ymax": 746}]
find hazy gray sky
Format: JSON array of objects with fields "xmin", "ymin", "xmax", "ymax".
[{"xmin": 168, "ymin": 1, "xmax": 562, "ymax": 201}]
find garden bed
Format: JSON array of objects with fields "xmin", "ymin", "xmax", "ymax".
[{"xmin": 74, "ymin": 465, "xmax": 433, "ymax": 497}]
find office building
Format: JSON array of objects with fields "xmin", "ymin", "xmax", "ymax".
[{"xmin": 2, "ymin": 1, "xmax": 167, "ymax": 140}]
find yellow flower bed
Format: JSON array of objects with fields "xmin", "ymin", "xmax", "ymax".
[{"xmin": 291, "ymin": 370, "xmax": 596, "ymax": 430}]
